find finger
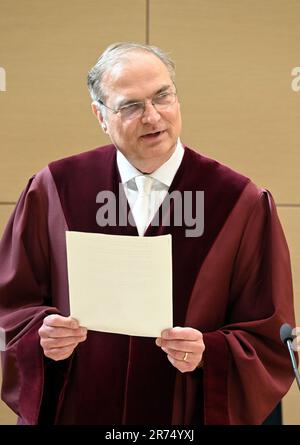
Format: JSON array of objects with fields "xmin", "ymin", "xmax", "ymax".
[
  {"xmin": 44, "ymin": 314, "xmax": 80, "ymax": 329},
  {"xmin": 162, "ymin": 347, "xmax": 192, "ymax": 362},
  {"xmin": 166, "ymin": 354, "xmax": 195, "ymax": 373},
  {"xmin": 161, "ymin": 327, "xmax": 202, "ymax": 341},
  {"xmin": 155, "ymin": 338, "xmax": 162, "ymax": 347},
  {"xmin": 39, "ymin": 325, "xmax": 87, "ymax": 339},
  {"xmin": 41, "ymin": 335, "xmax": 87, "ymax": 349},
  {"xmin": 159, "ymin": 339, "xmax": 198, "ymax": 352}
]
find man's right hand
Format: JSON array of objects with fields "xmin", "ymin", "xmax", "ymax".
[{"xmin": 38, "ymin": 314, "xmax": 87, "ymax": 361}]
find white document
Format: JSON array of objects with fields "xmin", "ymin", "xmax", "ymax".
[{"xmin": 66, "ymin": 231, "xmax": 173, "ymax": 337}]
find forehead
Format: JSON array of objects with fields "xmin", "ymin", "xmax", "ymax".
[{"xmin": 103, "ymin": 52, "xmax": 173, "ymax": 100}]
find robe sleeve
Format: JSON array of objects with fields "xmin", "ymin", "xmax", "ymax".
[
  {"xmin": 202, "ymin": 189, "xmax": 296, "ymax": 424},
  {"xmin": 0, "ymin": 173, "xmax": 69, "ymax": 424},
  {"xmin": 177, "ymin": 187, "xmax": 297, "ymax": 425}
]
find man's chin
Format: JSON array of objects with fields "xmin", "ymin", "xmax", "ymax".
[
  {"xmin": 138, "ymin": 143, "xmax": 176, "ymax": 166},
  {"xmin": 140, "ymin": 142, "xmax": 174, "ymax": 157}
]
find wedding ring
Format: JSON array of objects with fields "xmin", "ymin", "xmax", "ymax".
[{"xmin": 183, "ymin": 352, "xmax": 188, "ymax": 362}]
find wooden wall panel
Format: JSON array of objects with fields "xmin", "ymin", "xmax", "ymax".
[
  {"xmin": 149, "ymin": 0, "xmax": 300, "ymax": 204},
  {"xmin": 0, "ymin": 0, "xmax": 146, "ymax": 202},
  {"xmin": 278, "ymin": 208, "xmax": 300, "ymax": 425}
]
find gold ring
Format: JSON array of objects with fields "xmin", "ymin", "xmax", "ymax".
[{"xmin": 183, "ymin": 352, "xmax": 188, "ymax": 361}]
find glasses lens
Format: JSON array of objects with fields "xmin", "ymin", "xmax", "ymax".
[
  {"xmin": 120, "ymin": 103, "xmax": 144, "ymax": 120},
  {"xmin": 118, "ymin": 92, "xmax": 177, "ymax": 119},
  {"xmin": 154, "ymin": 92, "xmax": 176, "ymax": 108}
]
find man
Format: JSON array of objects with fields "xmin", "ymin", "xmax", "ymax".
[{"xmin": 0, "ymin": 42, "xmax": 296, "ymax": 425}]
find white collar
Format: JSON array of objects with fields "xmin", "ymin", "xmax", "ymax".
[{"xmin": 116, "ymin": 139, "xmax": 184, "ymax": 187}]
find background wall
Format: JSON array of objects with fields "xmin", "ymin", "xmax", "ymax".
[{"xmin": 0, "ymin": 0, "xmax": 299, "ymax": 424}]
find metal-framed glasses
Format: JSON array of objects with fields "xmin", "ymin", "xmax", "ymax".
[{"xmin": 98, "ymin": 90, "xmax": 177, "ymax": 120}]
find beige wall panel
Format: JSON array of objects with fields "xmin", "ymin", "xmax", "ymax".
[
  {"xmin": 0, "ymin": 205, "xmax": 14, "ymax": 237},
  {"xmin": 150, "ymin": 0, "xmax": 300, "ymax": 204},
  {"xmin": 278, "ymin": 207, "xmax": 300, "ymax": 424},
  {"xmin": 0, "ymin": 0, "xmax": 146, "ymax": 201}
]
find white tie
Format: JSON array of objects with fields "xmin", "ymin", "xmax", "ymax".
[{"xmin": 132, "ymin": 175, "xmax": 153, "ymax": 236}]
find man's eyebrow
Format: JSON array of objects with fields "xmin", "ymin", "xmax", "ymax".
[
  {"xmin": 117, "ymin": 97, "xmax": 140, "ymax": 108},
  {"xmin": 117, "ymin": 85, "xmax": 173, "ymax": 108},
  {"xmin": 155, "ymin": 85, "xmax": 172, "ymax": 95}
]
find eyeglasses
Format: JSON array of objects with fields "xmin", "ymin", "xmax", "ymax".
[{"xmin": 98, "ymin": 91, "xmax": 177, "ymax": 120}]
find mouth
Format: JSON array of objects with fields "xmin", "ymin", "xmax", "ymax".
[{"xmin": 140, "ymin": 130, "xmax": 166, "ymax": 140}]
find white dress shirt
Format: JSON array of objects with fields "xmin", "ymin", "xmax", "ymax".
[{"xmin": 117, "ymin": 139, "xmax": 185, "ymax": 233}]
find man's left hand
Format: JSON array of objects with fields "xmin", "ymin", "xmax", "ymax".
[{"xmin": 156, "ymin": 326, "xmax": 205, "ymax": 373}]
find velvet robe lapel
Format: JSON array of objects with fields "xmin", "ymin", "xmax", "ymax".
[{"xmin": 49, "ymin": 145, "xmax": 137, "ymax": 237}]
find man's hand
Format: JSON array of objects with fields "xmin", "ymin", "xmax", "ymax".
[
  {"xmin": 38, "ymin": 314, "xmax": 87, "ymax": 361},
  {"xmin": 156, "ymin": 326, "xmax": 205, "ymax": 373}
]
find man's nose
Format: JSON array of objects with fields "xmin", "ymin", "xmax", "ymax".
[{"xmin": 141, "ymin": 101, "xmax": 161, "ymax": 124}]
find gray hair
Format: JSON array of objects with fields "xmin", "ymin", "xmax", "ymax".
[{"xmin": 87, "ymin": 42, "xmax": 176, "ymax": 104}]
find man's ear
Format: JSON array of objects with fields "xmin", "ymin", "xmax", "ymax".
[{"xmin": 91, "ymin": 101, "xmax": 108, "ymax": 133}]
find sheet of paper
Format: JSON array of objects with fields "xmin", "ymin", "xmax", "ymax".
[{"xmin": 66, "ymin": 231, "xmax": 173, "ymax": 337}]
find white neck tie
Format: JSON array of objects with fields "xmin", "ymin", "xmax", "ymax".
[{"xmin": 132, "ymin": 175, "xmax": 153, "ymax": 236}]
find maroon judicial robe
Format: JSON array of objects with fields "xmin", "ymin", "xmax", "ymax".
[{"xmin": 0, "ymin": 144, "xmax": 296, "ymax": 425}]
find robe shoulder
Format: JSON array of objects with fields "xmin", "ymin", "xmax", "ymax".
[
  {"xmin": 48, "ymin": 144, "xmax": 116, "ymax": 186},
  {"xmin": 185, "ymin": 146, "xmax": 250, "ymax": 185}
]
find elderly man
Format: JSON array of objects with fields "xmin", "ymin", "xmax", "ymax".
[{"xmin": 0, "ymin": 42, "xmax": 296, "ymax": 425}]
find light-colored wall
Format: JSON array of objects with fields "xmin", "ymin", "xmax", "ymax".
[{"xmin": 0, "ymin": 0, "xmax": 299, "ymax": 425}]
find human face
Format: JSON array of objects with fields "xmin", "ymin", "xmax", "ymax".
[{"xmin": 93, "ymin": 52, "xmax": 182, "ymax": 173}]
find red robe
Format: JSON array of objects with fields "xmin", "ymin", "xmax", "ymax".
[{"xmin": 0, "ymin": 145, "xmax": 296, "ymax": 424}]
